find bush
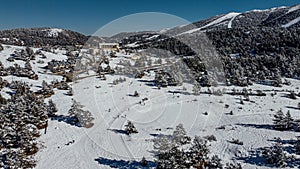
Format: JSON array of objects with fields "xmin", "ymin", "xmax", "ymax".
[
  {"xmin": 124, "ymin": 121, "xmax": 138, "ymax": 134},
  {"xmin": 261, "ymin": 138, "xmax": 287, "ymax": 167},
  {"xmin": 203, "ymin": 135, "xmax": 217, "ymax": 142}
]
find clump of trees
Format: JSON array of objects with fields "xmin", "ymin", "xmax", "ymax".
[
  {"xmin": 38, "ymin": 80, "xmax": 54, "ymax": 97},
  {"xmin": 68, "ymin": 99, "xmax": 94, "ymax": 128},
  {"xmin": 112, "ymin": 77, "xmax": 126, "ymax": 85},
  {"xmin": 260, "ymin": 137, "xmax": 299, "ymax": 168},
  {"xmin": 273, "ymin": 110, "xmax": 294, "ymax": 131},
  {"xmin": 153, "ymin": 124, "xmax": 229, "ymax": 168},
  {"xmin": 261, "ymin": 143, "xmax": 286, "ymax": 167},
  {"xmin": 0, "ymin": 81, "xmax": 48, "ymax": 168}
]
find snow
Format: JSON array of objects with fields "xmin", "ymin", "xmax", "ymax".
[
  {"xmin": 159, "ymin": 28, "xmax": 170, "ymax": 33},
  {"xmin": 145, "ymin": 35, "xmax": 159, "ymax": 40},
  {"xmin": 34, "ymin": 73, "xmax": 300, "ymax": 169},
  {"xmin": 1, "ymin": 38, "xmax": 10, "ymax": 41},
  {"xmin": 178, "ymin": 12, "xmax": 240, "ymax": 35},
  {"xmin": 43, "ymin": 28, "xmax": 64, "ymax": 37},
  {"xmin": 125, "ymin": 42, "xmax": 139, "ymax": 48},
  {"xmin": 0, "ymin": 45, "xmax": 300, "ymax": 168},
  {"xmin": 201, "ymin": 12, "xmax": 240, "ymax": 29},
  {"xmin": 287, "ymin": 5, "xmax": 300, "ymax": 14},
  {"xmin": 282, "ymin": 16, "xmax": 300, "ymax": 28},
  {"xmin": 246, "ymin": 6, "xmax": 287, "ymax": 13},
  {"xmin": 228, "ymin": 13, "xmax": 240, "ymax": 28}
]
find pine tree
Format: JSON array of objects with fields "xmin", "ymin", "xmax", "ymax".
[
  {"xmin": 25, "ymin": 46, "xmax": 34, "ymax": 58},
  {"xmin": 283, "ymin": 110, "xmax": 294, "ymax": 130},
  {"xmin": 295, "ymin": 136, "xmax": 300, "ymax": 155},
  {"xmin": 188, "ymin": 136, "xmax": 210, "ymax": 168},
  {"xmin": 173, "ymin": 123, "xmax": 191, "ymax": 145},
  {"xmin": 41, "ymin": 80, "xmax": 48, "ymax": 91},
  {"xmin": 153, "ymin": 135, "xmax": 173, "ymax": 154},
  {"xmin": 273, "ymin": 110, "xmax": 285, "ymax": 130},
  {"xmin": 207, "ymin": 155, "xmax": 223, "ymax": 169},
  {"xmin": 192, "ymin": 82, "xmax": 200, "ymax": 95},
  {"xmin": 240, "ymin": 96, "xmax": 244, "ymax": 105},
  {"xmin": 47, "ymin": 99, "xmax": 58, "ymax": 117},
  {"xmin": 67, "ymin": 87, "xmax": 73, "ymax": 96},
  {"xmin": 68, "ymin": 100, "xmax": 94, "ymax": 128},
  {"xmin": 124, "ymin": 121, "xmax": 138, "ymax": 134},
  {"xmin": 133, "ymin": 90, "xmax": 139, "ymax": 97},
  {"xmin": 140, "ymin": 156, "xmax": 148, "ymax": 167},
  {"xmin": 289, "ymin": 91, "xmax": 297, "ymax": 99}
]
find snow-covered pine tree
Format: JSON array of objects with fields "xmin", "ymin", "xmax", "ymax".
[
  {"xmin": 133, "ymin": 90, "xmax": 139, "ymax": 97},
  {"xmin": 273, "ymin": 109, "xmax": 285, "ymax": 130},
  {"xmin": 47, "ymin": 99, "xmax": 58, "ymax": 117},
  {"xmin": 67, "ymin": 87, "xmax": 73, "ymax": 96},
  {"xmin": 283, "ymin": 110, "xmax": 294, "ymax": 130},
  {"xmin": 295, "ymin": 136, "xmax": 300, "ymax": 155},
  {"xmin": 41, "ymin": 80, "xmax": 48, "ymax": 91},
  {"xmin": 172, "ymin": 123, "xmax": 191, "ymax": 145},
  {"xmin": 225, "ymin": 162, "xmax": 242, "ymax": 169},
  {"xmin": 124, "ymin": 121, "xmax": 138, "ymax": 134},
  {"xmin": 289, "ymin": 91, "xmax": 297, "ymax": 100},
  {"xmin": 77, "ymin": 110, "xmax": 94, "ymax": 128},
  {"xmin": 192, "ymin": 82, "xmax": 200, "ymax": 95},
  {"xmin": 188, "ymin": 136, "xmax": 210, "ymax": 168},
  {"xmin": 140, "ymin": 156, "xmax": 148, "ymax": 167},
  {"xmin": 25, "ymin": 46, "xmax": 34, "ymax": 58},
  {"xmin": 68, "ymin": 100, "xmax": 94, "ymax": 128},
  {"xmin": 153, "ymin": 135, "xmax": 173, "ymax": 154},
  {"xmin": 206, "ymin": 155, "xmax": 223, "ymax": 169},
  {"xmin": 24, "ymin": 61, "xmax": 32, "ymax": 70}
]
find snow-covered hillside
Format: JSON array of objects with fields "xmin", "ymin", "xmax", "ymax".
[{"xmin": 1, "ymin": 44, "xmax": 299, "ymax": 169}]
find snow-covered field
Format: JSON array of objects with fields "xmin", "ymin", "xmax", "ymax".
[{"xmin": 0, "ymin": 45, "xmax": 299, "ymax": 168}]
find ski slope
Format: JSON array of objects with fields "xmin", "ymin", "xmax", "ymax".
[{"xmin": 0, "ymin": 45, "xmax": 299, "ymax": 168}]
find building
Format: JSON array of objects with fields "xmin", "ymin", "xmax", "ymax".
[
  {"xmin": 89, "ymin": 48, "xmax": 100, "ymax": 56},
  {"xmin": 99, "ymin": 43, "xmax": 119, "ymax": 51}
]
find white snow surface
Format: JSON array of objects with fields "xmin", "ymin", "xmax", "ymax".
[
  {"xmin": 179, "ymin": 12, "xmax": 240, "ymax": 35},
  {"xmin": 43, "ymin": 28, "xmax": 64, "ymax": 37},
  {"xmin": 0, "ymin": 45, "xmax": 299, "ymax": 169},
  {"xmin": 282, "ymin": 16, "xmax": 300, "ymax": 28},
  {"xmin": 287, "ymin": 5, "xmax": 300, "ymax": 14}
]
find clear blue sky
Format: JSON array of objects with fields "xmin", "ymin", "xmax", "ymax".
[{"xmin": 0, "ymin": 0, "xmax": 299, "ymax": 35}]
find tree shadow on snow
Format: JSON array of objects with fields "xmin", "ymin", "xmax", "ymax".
[
  {"xmin": 236, "ymin": 149, "xmax": 269, "ymax": 167},
  {"xmin": 95, "ymin": 157, "xmax": 157, "ymax": 169},
  {"xmin": 237, "ymin": 140, "xmax": 300, "ymax": 168},
  {"xmin": 236, "ymin": 123, "xmax": 274, "ymax": 130},
  {"xmin": 268, "ymin": 138, "xmax": 297, "ymax": 155},
  {"xmin": 286, "ymin": 106, "xmax": 299, "ymax": 110},
  {"xmin": 50, "ymin": 115, "xmax": 81, "ymax": 127},
  {"xmin": 107, "ymin": 128, "xmax": 129, "ymax": 135}
]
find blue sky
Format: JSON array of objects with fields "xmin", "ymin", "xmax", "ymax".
[{"xmin": 0, "ymin": 0, "xmax": 299, "ymax": 35}]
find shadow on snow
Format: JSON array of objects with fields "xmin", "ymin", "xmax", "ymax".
[{"xmin": 95, "ymin": 157, "xmax": 157, "ymax": 169}]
